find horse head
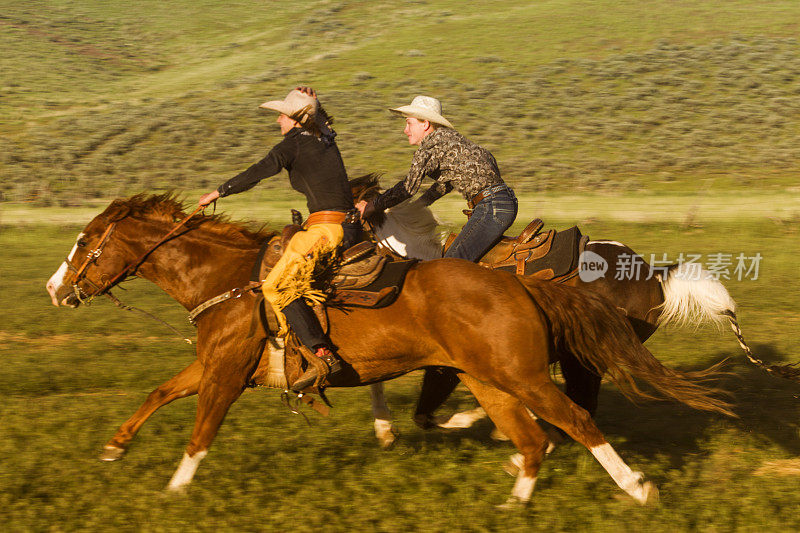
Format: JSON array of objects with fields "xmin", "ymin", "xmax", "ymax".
[
  {"xmin": 45, "ymin": 196, "xmax": 160, "ymax": 308},
  {"xmin": 47, "ymin": 193, "xmax": 278, "ymax": 310}
]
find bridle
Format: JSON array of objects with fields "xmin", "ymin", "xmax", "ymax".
[
  {"xmin": 65, "ymin": 222, "xmax": 120, "ymax": 304},
  {"xmin": 65, "ymin": 205, "xmax": 205, "ymax": 305}
]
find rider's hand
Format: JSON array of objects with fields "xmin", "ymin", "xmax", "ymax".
[
  {"xmin": 295, "ymin": 86, "xmax": 317, "ymax": 99},
  {"xmin": 356, "ymin": 199, "xmax": 378, "ymax": 220},
  {"xmin": 199, "ymin": 190, "xmax": 220, "ymax": 207}
]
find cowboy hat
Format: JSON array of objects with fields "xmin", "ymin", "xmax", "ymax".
[
  {"xmin": 259, "ymin": 89, "xmax": 319, "ymax": 122},
  {"xmin": 389, "ymin": 95, "xmax": 453, "ymax": 128}
]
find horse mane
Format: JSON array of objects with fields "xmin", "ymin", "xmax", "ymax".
[
  {"xmin": 100, "ymin": 192, "xmax": 278, "ymax": 246},
  {"xmin": 349, "ymin": 173, "xmax": 382, "ymax": 195}
]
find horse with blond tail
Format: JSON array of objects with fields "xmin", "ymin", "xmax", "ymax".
[{"xmin": 352, "ymin": 174, "xmax": 797, "ymax": 443}]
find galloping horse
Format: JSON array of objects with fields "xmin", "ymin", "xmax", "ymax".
[
  {"xmin": 351, "ymin": 175, "xmax": 775, "ymax": 440},
  {"xmin": 46, "ymin": 194, "xmax": 733, "ymax": 506}
]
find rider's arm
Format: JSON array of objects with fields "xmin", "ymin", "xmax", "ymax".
[
  {"xmin": 418, "ymin": 181, "xmax": 453, "ymax": 206},
  {"xmin": 216, "ymin": 142, "xmax": 291, "ymax": 198},
  {"xmin": 372, "ymin": 148, "xmax": 435, "ymax": 212}
]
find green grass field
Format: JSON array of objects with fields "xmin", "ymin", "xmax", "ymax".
[
  {"xmin": 2, "ymin": 215, "xmax": 799, "ymax": 531},
  {"xmin": 2, "ymin": 0, "xmax": 800, "ymax": 530}
]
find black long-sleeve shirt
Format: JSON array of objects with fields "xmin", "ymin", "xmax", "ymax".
[
  {"xmin": 372, "ymin": 128, "xmax": 504, "ymax": 212},
  {"xmin": 217, "ymin": 128, "xmax": 354, "ymax": 213}
]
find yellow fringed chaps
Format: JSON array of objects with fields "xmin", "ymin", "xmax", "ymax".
[{"xmin": 262, "ymin": 222, "xmax": 343, "ymax": 336}]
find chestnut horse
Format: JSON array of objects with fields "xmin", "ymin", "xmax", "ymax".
[
  {"xmin": 46, "ymin": 194, "xmax": 733, "ymax": 506},
  {"xmin": 351, "ymin": 175, "xmax": 769, "ymax": 440}
]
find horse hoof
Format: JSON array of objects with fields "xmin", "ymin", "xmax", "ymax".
[
  {"xmin": 374, "ymin": 420, "xmax": 398, "ymax": 449},
  {"xmin": 628, "ymin": 478, "xmax": 659, "ymax": 505},
  {"xmin": 496, "ymin": 496, "xmax": 526, "ymax": 511},
  {"xmin": 640, "ymin": 481, "xmax": 659, "ymax": 505},
  {"xmin": 377, "ymin": 429, "xmax": 398, "ymax": 449},
  {"xmin": 412, "ymin": 414, "xmax": 437, "ymax": 430},
  {"xmin": 99, "ymin": 445, "xmax": 126, "ymax": 462}
]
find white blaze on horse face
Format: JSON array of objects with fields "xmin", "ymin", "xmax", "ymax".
[
  {"xmin": 167, "ymin": 450, "xmax": 208, "ymax": 491},
  {"xmin": 46, "ymin": 232, "xmax": 84, "ymax": 306}
]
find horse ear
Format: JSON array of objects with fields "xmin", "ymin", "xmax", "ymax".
[{"xmin": 104, "ymin": 200, "xmax": 131, "ymax": 222}]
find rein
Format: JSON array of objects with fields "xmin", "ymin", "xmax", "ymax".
[
  {"xmin": 68, "ymin": 205, "xmax": 205, "ymax": 303},
  {"xmin": 68, "ymin": 202, "xmax": 275, "ymax": 337},
  {"xmin": 64, "ymin": 205, "xmax": 208, "ymax": 344}
]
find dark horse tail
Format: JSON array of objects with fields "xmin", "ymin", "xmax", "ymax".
[{"xmin": 517, "ymin": 277, "xmax": 735, "ymax": 417}]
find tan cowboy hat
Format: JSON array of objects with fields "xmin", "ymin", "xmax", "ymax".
[
  {"xmin": 389, "ymin": 95, "xmax": 453, "ymax": 128},
  {"xmin": 259, "ymin": 89, "xmax": 319, "ymax": 122}
]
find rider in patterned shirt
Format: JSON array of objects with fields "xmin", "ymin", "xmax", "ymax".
[{"xmin": 357, "ymin": 95, "xmax": 517, "ymax": 261}]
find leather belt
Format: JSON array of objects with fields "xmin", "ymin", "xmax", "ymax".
[
  {"xmin": 467, "ymin": 184, "xmax": 509, "ymax": 210},
  {"xmin": 304, "ymin": 210, "xmax": 347, "ymax": 227}
]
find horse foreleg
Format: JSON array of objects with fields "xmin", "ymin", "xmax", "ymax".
[
  {"xmin": 166, "ymin": 367, "xmax": 248, "ymax": 492},
  {"xmin": 101, "ymin": 359, "xmax": 203, "ymax": 461},
  {"xmin": 369, "ymin": 383, "xmax": 397, "ymax": 449},
  {"xmin": 458, "ymin": 374, "xmax": 550, "ymax": 508}
]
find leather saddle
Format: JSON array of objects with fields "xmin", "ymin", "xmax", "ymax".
[
  {"xmin": 444, "ymin": 218, "xmax": 589, "ymax": 281},
  {"xmin": 253, "ymin": 224, "xmax": 417, "ymax": 310}
]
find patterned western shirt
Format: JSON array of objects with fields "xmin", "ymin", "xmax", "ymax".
[{"xmin": 372, "ymin": 127, "xmax": 505, "ymax": 212}]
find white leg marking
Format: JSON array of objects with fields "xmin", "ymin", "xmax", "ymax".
[
  {"xmin": 590, "ymin": 443, "xmax": 657, "ymax": 504},
  {"xmin": 167, "ymin": 450, "xmax": 207, "ymax": 491},
  {"xmin": 499, "ymin": 455, "xmax": 537, "ymax": 509},
  {"xmin": 373, "ymin": 419, "xmax": 396, "ymax": 449},
  {"xmin": 437, "ymin": 407, "xmax": 487, "ymax": 429},
  {"xmin": 511, "ymin": 471, "xmax": 537, "ymax": 502},
  {"xmin": 369, "ymin": 383, "xmax": 396, "ymax": 448}
]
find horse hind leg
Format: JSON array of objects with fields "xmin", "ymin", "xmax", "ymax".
[
  {"xmin": 101, "ymin": 359, "xmax": 203, "ymax": 461},
  {"xmin": 458, "ymin": 374, "xmax": 550, "ymax": 508},
  {"xmin": 513, "ymin": 375, "xmax": 658, "ymax": 505}
]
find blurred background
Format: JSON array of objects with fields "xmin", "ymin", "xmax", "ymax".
[{"xmin": 1, "ymin": 1, "xmax": 799, "ymax": 530}]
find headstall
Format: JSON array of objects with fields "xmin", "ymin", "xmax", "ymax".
[{"xmin": 65, "ymin": 205, "xmax": 205, "ymax": 304}]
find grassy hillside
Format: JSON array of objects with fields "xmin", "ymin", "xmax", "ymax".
[{"xmin": 2, "ymin": 1, "xmax": 799, "ymax": 206}]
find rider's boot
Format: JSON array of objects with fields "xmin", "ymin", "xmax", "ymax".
[
  {"xmin": 291, "ymin": 345, "xmax": 343, "ymax": 391},
  {"xmin": 282, "ymin": 299, "xmax": 344, "ymax": 390}
]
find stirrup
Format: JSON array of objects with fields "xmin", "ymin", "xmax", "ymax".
[{"xmin": 290, "ymin": 348, "xmax": 342, "ymax": 391}]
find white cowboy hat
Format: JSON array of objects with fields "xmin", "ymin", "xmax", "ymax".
[
  {"xmin": 259, "ymin": 89, "xmax": 319, "ymax": 122},
  {"xmin": 389, "ymin": 95, "xmax": 453, "ymax": 128}
]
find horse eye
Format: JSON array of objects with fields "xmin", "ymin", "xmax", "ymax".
[{"xmin": 77, "ymin": 239, "xmax": 88, "ymax": 248}]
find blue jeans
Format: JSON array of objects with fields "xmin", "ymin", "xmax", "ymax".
[{"xmin": 444, "ymin": 184, "xmax": 518, "ymax": 261}]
